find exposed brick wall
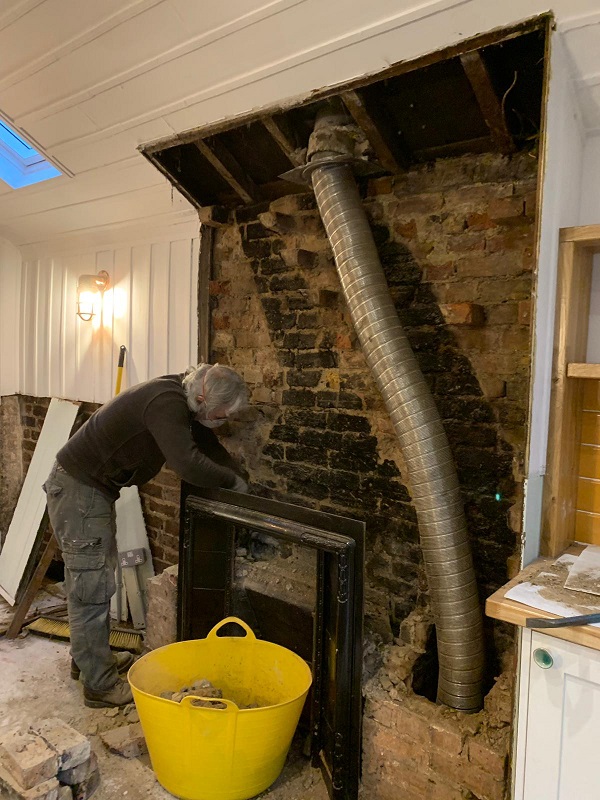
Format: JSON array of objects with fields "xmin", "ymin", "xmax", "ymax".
[
  {"xmin": 210, "ymin": 152, "xmax": 537, "ymax": 647},
  {"xmin": 0, "ymin": 395, "xmax": 23, "ymax": 544}
]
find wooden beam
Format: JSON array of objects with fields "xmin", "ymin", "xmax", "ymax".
[
  {"xmin": 542, "ymin": 239, "xmax": 594, "ymax": 556},
  {"xmin": 460, "ymin": 51, "xmax": 515, "ymax": 155},
  {"xmin": 6, "ymin": 533, "xmax": 57, "ymax": 639},
  {"xmin": 560, "ymin": 224, "xmax": 600, "ymax": 245},
  {"xmin": 341, "ymin": 89, "xmax": 409, "ymax": 173},
  {"xmin": 197, "ymin": 225, "xmax": 214, "ymax": 364},
  {"xmin": 262, "ymin": 116, "xmax": 303, "ymax": 166},
  {"xmin": 566, "ymin": 363, "xmax": 600, "ymax": 379},
  {"xmin": 195, "ymin": 139, "xmax": 258, "ymax": 204}
]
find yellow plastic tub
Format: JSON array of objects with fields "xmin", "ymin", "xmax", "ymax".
[{"xmin": 128, "ymin": 617, "xmax": 312, "ymax": 800}]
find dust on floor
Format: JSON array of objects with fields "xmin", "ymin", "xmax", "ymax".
[{"xmin": 0, "ymin": 632, "xmax": 328, "ymax": 800}]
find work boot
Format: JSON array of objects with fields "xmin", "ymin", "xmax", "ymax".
[
  {"xmin": 83, "ymin": 679, "xmax": 133, "ymax": 709},
  {"xmin": 71, "ymin": 651, "xmax": 135, "ymax": 680}
]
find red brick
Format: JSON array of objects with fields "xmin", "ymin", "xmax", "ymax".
[
  {"xmin": 394, "ymin": 219, "xmax": 418, "ymax": 239},
  {"xmin": 430, "ymin": 721, "xmax": 463, "ymax": 757},
  {"xmin": 209, "ymin": 280, "xmax": 231, "ymax": 296},
  {"xmin": 336, "ymin": 333, "xmax": 353, "ymax": 350},
  {"xmin": 466, "ymin": 212, "xmax": 498, "ymax": 231},
  {"xmin": 518, "ymin": 300, "xmax": 531, "ymax": 325},
  {"xmin": 468, "ymin": 738, "xmax": 508, "ymax": 780},
  {"xmin": 440, "ymin": 303, "xmax": 485, "ymax": 327},
  {"xmin": 392, "ymin": 193, "xmax": 443, "ymax": 215},
  {"xmin": 367, "ymin": 176, "xmax": 394, "ymax": 196},
  {"xmin": 213, "ymin": 314, "xmax": 230, "ymax": 330}
]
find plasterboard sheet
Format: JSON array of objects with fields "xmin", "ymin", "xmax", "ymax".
[
  {"xmin": 0, "ymin": 398, "xmax": 79, "ymax": 605},
  {"xmin": 115, "ymin": 486, "xmax": 154, "ymax": 628}
]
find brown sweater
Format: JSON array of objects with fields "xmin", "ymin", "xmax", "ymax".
[{"xmin": 57, "ymin": 374, "xmax": 239, "ymax": 500}]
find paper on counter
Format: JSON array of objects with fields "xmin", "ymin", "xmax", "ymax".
[
  {"xmin": 505, "ymin": 581, "xmax": 600, "ymax": 628},
  {"xmin": 564, "ymin": 545, "xmax": 600, "ymax": 596}
]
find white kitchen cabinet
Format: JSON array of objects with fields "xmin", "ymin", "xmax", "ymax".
[{"xmin": 514, "ymin": 628, "xmax": 600, "ymax": 800}]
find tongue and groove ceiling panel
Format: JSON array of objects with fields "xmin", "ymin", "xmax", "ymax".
[{"xmin": 141, "ymin": 21, "xmax": 547, "ymax": 212}]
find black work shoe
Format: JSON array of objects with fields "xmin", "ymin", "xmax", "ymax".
[
  {"xmin": 83, "ymin": 679, "xmax": 133, "ymax": 709},
  {"xmin": 71, "ymin": 651, "xmax": 135, "ymax": 681}
]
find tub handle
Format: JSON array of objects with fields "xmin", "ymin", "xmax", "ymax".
[
  {"xmin": 207, "ymin": 616, "xmax": 257, "ymax": 641},
  {"xmin": 181, "ymin": 695, "xmax": 239, "ymax": 713}
]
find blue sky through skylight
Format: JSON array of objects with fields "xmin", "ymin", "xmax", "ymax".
[{"xmin": 0, "ymin": 120, "xmax": 61, "ymax": 189}]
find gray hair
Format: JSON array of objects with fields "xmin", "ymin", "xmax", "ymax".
[{"xmin": 183, "ymin": 363, "xmax": 247, "ymax": 416}]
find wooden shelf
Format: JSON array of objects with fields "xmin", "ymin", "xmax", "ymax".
[
  {"xmin": 567, "ymin": 363, "xmax": 600, "ymax": 379},
  {"xmin": 486, "ymin": 545, "xmax": 600, "ymax": 652}
]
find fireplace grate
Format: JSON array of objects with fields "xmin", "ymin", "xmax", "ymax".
[{"xmin": 178, "ymin": 487, "xmax": 365, "ymax": 800}]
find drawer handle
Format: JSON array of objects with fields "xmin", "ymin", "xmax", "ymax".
[{"xmin": 533, "ymin": 648, "xmax": 553, "ymax": 669}]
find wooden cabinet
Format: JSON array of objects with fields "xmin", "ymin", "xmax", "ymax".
[
  {"xmin": 515, "ymin": 630, "xmax": 600, "ymax": 799},
  {"xmin": 543, "ymin": 224, "xmax": 600, "ymax": 554}
]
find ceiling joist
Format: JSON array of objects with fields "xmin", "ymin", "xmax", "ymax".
[
  {"xmin": 459, "ymin": 51, "xmax": 515, "ymax": 155},
  {"xmin": 262, "ymin": 116, "xmax": 304, "ymax": 167},
  {"xmin": 341, "ymin": 89, "xmax": 410, "ymax": 174},
  {"xmin": 195, "ymin": 138, "xmax": 259, "ymax": 204}
]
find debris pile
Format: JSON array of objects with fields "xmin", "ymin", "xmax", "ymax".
[
  {"xmin": 0, "ymin": 719, "xmax": 98, "ymax": 800},
  {"xmin": 159, "ymin": 678, "xmax": 259, "ymax": 709}
]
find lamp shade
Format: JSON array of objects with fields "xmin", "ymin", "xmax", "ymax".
[{"xmin": 77, "ymin": 271, "xmax": 109, "ymax": 321}]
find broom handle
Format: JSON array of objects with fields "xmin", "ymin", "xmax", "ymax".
[
  {"xmin": 114, "ymin": 345, "xmax": 126, "ymax": 396},
  {"xmin": 114, "ymin": 345, "xmax": 127, "ymax": 623}
]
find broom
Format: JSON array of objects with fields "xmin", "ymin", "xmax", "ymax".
[{"xmin": 24, "ymin": 616, "xmax": 143, "ymax": 653}]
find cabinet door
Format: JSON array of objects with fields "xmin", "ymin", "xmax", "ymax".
[{"xmin": 519, "ymin": 630, "xmax": 600, "ymax": 799}]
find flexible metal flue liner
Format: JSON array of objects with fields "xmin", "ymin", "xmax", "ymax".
[{"xmin": 310, "ymin": 158, "xmax": 484, "ymax": 710}]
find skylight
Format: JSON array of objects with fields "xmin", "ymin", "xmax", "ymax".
[{"xmin": 0, "ymin": 120, "xmax": 61, "ymax": 189}]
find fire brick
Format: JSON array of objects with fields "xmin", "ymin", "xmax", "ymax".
[
  {"xmin": 0, "ymin": 762, "xmax": 59, "ymax": 800},
  {"xmin": 0, "ymin": 730, "xmax": 58, "ymax": 790},
  {"xmin": 30, "ymin": 720, "xmax": 90, "ymax": 772}
]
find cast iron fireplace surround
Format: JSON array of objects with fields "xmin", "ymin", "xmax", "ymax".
[{"xmin": 178, "ymin": 485, "xmax": 365, "ymax": 800}]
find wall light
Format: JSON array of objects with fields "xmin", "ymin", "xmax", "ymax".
[{"xmin": 77, "ymin": 270, "xmax": 109, "ymax": 321}]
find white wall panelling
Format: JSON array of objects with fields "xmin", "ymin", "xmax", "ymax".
[
  {"xmin": 15, "ymin": 220, "xmax": 199, "ymax": 404},
  {"xmin": 0, "ymin": 237, "xmax": 22, "ymax": 396}
]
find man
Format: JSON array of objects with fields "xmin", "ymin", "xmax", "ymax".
[{"xmin": 43, "ymin": 363, "xmax": 249, "ymax": 709}]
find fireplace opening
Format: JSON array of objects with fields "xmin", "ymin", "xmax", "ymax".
[
  {"xmin": 411, "ymin": 626, "xmax": 439, "ymax": 703},
  {"xmin": 178, "ymin": 486, "xmax": 365, "ymax": 800}
]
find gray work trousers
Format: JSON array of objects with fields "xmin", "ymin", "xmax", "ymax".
[{"xmin": 43, "ymin": 462, "xmax": 119, "ymax": 692}]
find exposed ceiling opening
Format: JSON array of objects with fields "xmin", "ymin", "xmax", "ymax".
[{"xmin": 141, "ymin": 16, "xmax": 548, "ymax": 213}]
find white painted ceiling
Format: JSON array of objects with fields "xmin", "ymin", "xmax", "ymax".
[{"xmin": 1, "ymin": 0, "xmax": 599, "ymax": 248}]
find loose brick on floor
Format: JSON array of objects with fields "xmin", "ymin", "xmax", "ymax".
[
  {"xmin": 30, "ymin": 720, "xmax": 90, "ymax": 773},
  {"xmin": 71, "ymin": 765, "xmax": 100, "ymax": 800},
  {"xmin": 99, "ymin": 723, "xmax": 148, "ymax": 759},
  {"xmin": 0, "ymin": 729, "xmax": 58, "ymax": 790},
  {"xmin": 57, "ymin": 751, "xmax": 97, "ymax": 786},
  {"xmin": 0, "ymin": 760, "xmax": 59, "ymax": 800}
]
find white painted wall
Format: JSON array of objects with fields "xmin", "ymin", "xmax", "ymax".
[
  {"xmin": 0, "ymin": 237, "xmax": 21, "ymax": 396},
  {"xmin": 580, "ymin": 134, "xmax": 600, "ymax": 224},
  {"xmin": 521, "ymin": 32, "xmax": 586, "ymax": 566},
  {"xmin": 13, "ymin": 214, "xmax": 200, "ymax": 404}
]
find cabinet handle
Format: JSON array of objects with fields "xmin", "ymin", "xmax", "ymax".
[{"xmin": 533, "ymin": 648, "xmax": 554, "ymax": 669}]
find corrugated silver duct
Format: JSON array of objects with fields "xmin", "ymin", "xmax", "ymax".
[{"xmin": 307, "ymin": 122, "xmax": 484, "ymax": 709}]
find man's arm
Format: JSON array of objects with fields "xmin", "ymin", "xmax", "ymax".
[
  {"xmin": 144, "ymin": 392, "xmax": 238, "ymax": 489},
  {"xmin": 190, "ymin": 420, "xmax": 248, "ymax": 478}
]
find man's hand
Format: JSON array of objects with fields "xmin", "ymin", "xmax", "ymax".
[{"xmin": 231, "ymin": 475, "xmax": 249, "ymax": 493}]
